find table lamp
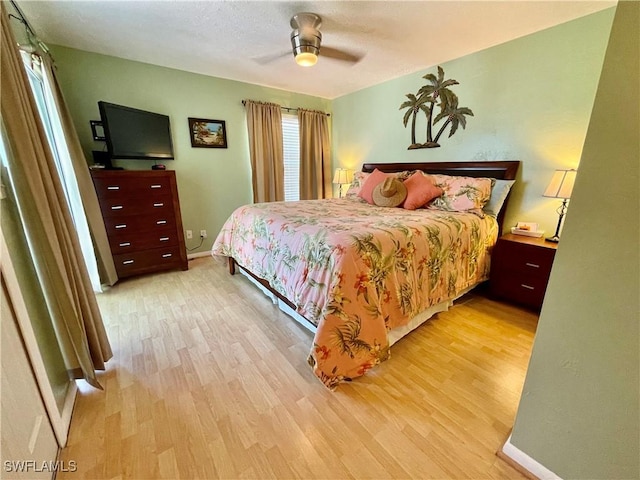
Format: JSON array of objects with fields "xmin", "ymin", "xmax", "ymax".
[
  {"xmin": 543, "ymin": 169, "xmax": 577, "ymax": 243},
  {"xmin": 333, "ymin": 168, "xmax": 352, "ymax": 198}
]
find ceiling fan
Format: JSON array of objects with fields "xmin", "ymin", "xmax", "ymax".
[{"xmin": 257, "ymin": 12, "xmax": 363, "ymax": 67}]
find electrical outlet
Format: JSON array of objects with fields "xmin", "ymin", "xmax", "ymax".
[
  {"xmin": 200, "ymin": 230, "xmax": 207, "ymax": 238},
  {"xmin": 186, "ymin": 230, "xmax": 193, "ymax": 239}
]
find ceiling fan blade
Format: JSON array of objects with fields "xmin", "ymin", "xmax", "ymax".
[
  {"xmin": 253, "ymin": 50, "xmax": 290, "ymax": 65},
  {"xmin": 320, "ymin": 46, "xmax": 363, "ymax": 64}
]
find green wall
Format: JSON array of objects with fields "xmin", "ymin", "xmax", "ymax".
[
  {"xmin": 333, "ymin": 9, "xmax": 615, "ymax": 234},
  {"xmin": 51, "ymin": 46, "xmax": 331, "ymax": 255},
  {"xmin": 510, "ymin": 1, "xmax": 639, "ymax": 477}
]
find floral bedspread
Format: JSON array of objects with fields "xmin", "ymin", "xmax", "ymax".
[{"xmin": 211, "ymin": 198, "xmax": 498, "ymax": 389}]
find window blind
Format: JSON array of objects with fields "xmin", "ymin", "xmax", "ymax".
[{"xmin": 282, "ymin": 113, "xmax": 300, "ymax": 201}]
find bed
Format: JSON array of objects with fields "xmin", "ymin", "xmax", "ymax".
[{"xmin": 212, "ymin": 161, "xmax": 520, "ymax": 389}]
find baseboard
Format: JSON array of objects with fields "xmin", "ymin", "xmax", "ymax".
[
  {"xmin": 187, "ymin": 251, "xmax": 212, "ymax": 260},
  {"xmin": 499, "ymin": 434, "xmax": 562, "ymax": 480},
  {"xmin": 60, "ymin": 382, "xmax": 77, "ymax": 447}
]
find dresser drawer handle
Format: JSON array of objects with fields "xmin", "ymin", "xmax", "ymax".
[
  {"xmin": 115, "ymin": 224, "xmax": 127, "ymax": 229},
  {"xmin": 111, "ymin": 205, "xmax": 123, "ymax": 210},
  {"xmin": 156, "ymin": 220, "xmax": 167, "ymax": 225},
  {"xmin": 150, "ymin": 185, "xmax": 162, "ymax": 189},
  {"xmin": 107, "ymin": 186, "xmax": 120, "ymax": 190},
  {"xmin": 521, "ymin": 284, "xmax": 535, "ymax": 290},
  {"xmin": 119, "ymin": 242, "xmax": 131, "ymax": 247},
  {"xmin": 153, "ymin": 203, "xmax": 164, "ymax": 207},
  {"xmin": 162, "ymin": 253, "xmax": 172, "ymax": 258},
  {"xmin": 122, "ymin": 260, "xmax": 134, "ymax": 265},
  {"xmin": 159, "ymin": 237, "xmax": 170, "ymax": 242},
  {"xmin": 525, "ymin": 262, "xmax": 540, "ymax": 268}
]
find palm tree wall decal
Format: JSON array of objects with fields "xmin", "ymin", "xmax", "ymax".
[
  {"xmin": 400, "ymin": 93, "xmax": 429, "ymax": 148},
  {"xmin": 400, "ymin": 66, "xmax": 474, "ymax": 149}
]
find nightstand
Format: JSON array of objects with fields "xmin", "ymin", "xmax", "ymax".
[{"xmin": 490, "ymin": 233, "xmax": 558, "ymax": 310}]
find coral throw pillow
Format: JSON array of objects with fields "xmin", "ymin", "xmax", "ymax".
[
  {"xmin": 358, "ymin": 169, "xmax": 390, "ymax": 204},
  {"xmin": 402, "ymin": 172, "xmax": 443, "ymax": 210}
]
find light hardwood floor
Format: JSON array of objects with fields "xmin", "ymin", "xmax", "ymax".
[{"xmin": 58, "ymin": 256, "xmax": 538, "ymax": 479}]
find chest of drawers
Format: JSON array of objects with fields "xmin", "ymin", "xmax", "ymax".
[
  {"xmin": 91, "ymin": 170, "xmax": 188, "ymax": 279},
  {"xmin": 490, "ymin": 233, "xmax": 557, "ymax": 310}
]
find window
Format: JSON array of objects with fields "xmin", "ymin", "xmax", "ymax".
[
  {"xmin": 21, "ymin": 53, "xmax": 102, "ymax": 292},
  {"xmin": 282, "ymin": 113, "xmax": 300, "ymax": 201}
]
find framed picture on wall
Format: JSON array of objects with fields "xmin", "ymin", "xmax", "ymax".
[
  {"xmin": 90, "ymin": 120, "xmax": 106, "ymax": 141},
  {"xmin": 188, "ymin": 118, "xmax": 227, "ymax": 148}
]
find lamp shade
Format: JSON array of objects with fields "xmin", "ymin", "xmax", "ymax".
[
  {"xmin": 332, "ymin": 168, "xmax": 352, "ymax": 185},
  {"xmin": 543, "ymin": 169, "xmax": 577, "ymax": 199}
]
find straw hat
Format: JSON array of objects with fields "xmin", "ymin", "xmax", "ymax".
[{"xmin": 372, "ymin": 177, "xmax": 407, "ymax": 207}]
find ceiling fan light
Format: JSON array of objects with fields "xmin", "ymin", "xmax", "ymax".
[
  {"xmin": 290, "ymin": 21, "xmax": 321, "ymax": 67},
  {"xmin": 295, "ymin": 52, "xmax": 317, "ymax": 67}
]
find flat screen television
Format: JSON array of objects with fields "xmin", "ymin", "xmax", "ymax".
[{"xmin": 98, "ymin": 101, "xmax": 174, "ymax": 160}]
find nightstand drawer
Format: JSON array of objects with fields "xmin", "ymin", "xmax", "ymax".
[
  {"xmin": 492, "ymin": 239, "xmax": 555, "ymax": 274},
  {"xmin": 490, "ymin": 273, "xmax": 549, "ymax": 309}
]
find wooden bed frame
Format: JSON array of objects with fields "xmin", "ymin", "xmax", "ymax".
[{"xmin": 227, "ymin": 160, "xmax": 520, "ymax": 328}]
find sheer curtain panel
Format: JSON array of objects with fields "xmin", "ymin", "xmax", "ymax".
[
  {"xmin": 40, "ymin": 57, "xmax": 118, "ymax": 288},
  {"xmin": 1, "ymin": 4, "xmax": 111, "ymax": 388},
  {"xmin": 244, "ymin": 100, "xmax": 284, "ymax": 203},
  {"xmin": 20, "ymin": 51, "xmax": 117, "ymax": 291},
  {"xmin": 298, "ymin": 109, "xmax": 332, "ymax": 200}
]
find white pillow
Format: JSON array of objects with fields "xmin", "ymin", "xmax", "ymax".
[{"xmin": 484, "ymin": 179, "xmax": 515, "ymax": 216}]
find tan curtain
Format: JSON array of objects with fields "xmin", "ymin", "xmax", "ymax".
[
  {"xmin": 298, "ymin": 108, "xmax": 332, "ymax": 200},
  {"xmin": 41, "ymin": 57, "xmax": 118, "ymax": 287},
  {"xmin": 244, "ymin": 100, "xmax": 284, "ymax": 202},
  {"xmin": 1, "ymin": 4, "xmax": 112, "ymax": 388}
]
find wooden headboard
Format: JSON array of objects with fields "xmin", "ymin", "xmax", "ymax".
[{"xmin": 361, "ymin": 161, "xmax": 520, "ymax": 234}]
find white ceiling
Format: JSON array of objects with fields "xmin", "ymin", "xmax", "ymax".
[{"xmin": 16, "ymin": 1, "xmax": 615, "ymax": 99}]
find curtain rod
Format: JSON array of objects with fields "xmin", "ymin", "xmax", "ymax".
[
  {"xmin": 9, "ymin": 0, "xmax": 36, "ymax": 36},
  {"xmin": 241, "ymin": 100, "xmax": 330, "ymax": 117},
  {"xmin": 9, "ymin": 0, "xmax": 52, "ymax": 57}
]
